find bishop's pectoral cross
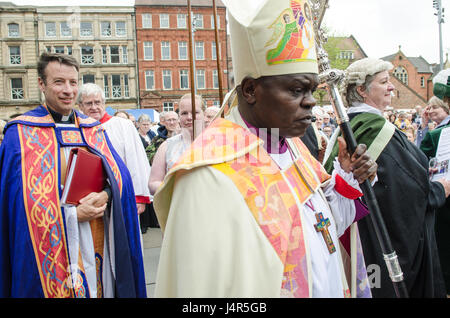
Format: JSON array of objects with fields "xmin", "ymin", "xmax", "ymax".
[{"xmin": 314, "ymin": 212, "xmax": 336, "ymax": 254}]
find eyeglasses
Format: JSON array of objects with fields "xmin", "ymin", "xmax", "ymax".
[{"xmin": 82, "ymin": 100, "xmax": 103, "ymax": 107}]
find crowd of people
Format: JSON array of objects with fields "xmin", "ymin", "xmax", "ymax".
[{"xmin": 1, "ymin": 0, "xmax": 450, "ymax": 300}]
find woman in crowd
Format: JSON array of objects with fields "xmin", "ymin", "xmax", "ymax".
[
  {"xmin": 416, "ymin": 96, "xmax": 450, "ymax": 147},
  {"xmin": 324, "ymin": 57, "xmax": 450, "ymax": 298},
  {"xmin": 149, "ymin": 94, "xmax": 205, "ymax": 195},
  {"xmin": 137, "ymin": 114, "xmax": 153, "ymax": 149}
]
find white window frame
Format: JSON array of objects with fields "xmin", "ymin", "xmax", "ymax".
[
  {"xmin": 82, "ymin": 74, "xmax": 95, "ymax": 84},
  {"xmin": 101, "ymin": 21, "xmax": 112, "ymax": 37},
  {"xmin": 122, "ymin": 46, "xmax": 128, "ymax": 64},
  {"xmin": 143, "ymin": 41, "xmax": 153, "ymax": 60},
  {"xmin": 180, "ymin": 69, "xmax": 189, "ymax": 90},
  {"xmin": 80, "ymin": 21, "xmax": 93, "ymax": 37},
  {"xmin": 160, "ymin": 14, "xmax": 170, "ymax": 29},
  {"xmin": 8, "ymin": 23, "xmax": 20, "ymax": 38},
  {"xmin": 163, "ymin": 102, "xmax": 174, "ymax": 112},
  {"xmin": 111, "ymin": 74, "xmax": 122, "ymax": 99},
  {"xmin": 104, "ymin": 75, "xmax": 110, "ymax": 98},
  {"xmin": 102, "ymin": 46, "xmax": 108, "ymax": 64},
  {"xmin": 162, "ymin": 70, "xmax": 172, "ymax": 90},
  {"xmin": 54, "ymin": 46, "xmax": 65, "ymax": 54},
  {"xmin": 45, "ymin": 22, "xmax": 56, "ymax": 37},
  {"xmin": 213, "ymin": 70, "xmax": 219, "ymax": 89},
  {"xmin": 11, "ymin": 78, "xmax": 24, "ymax": 100},
  {"xmin": 142, "ymin": 13, "xmax": 152, "ymax": 28},
  {"xmin": 161, "ymin": 41, "xmax": 171, "ymax": 60},
  {"xmin": 210, "ymin": 15, "xmax": 220, "ymax": 29},
  {"xmin": 110, "ymin": 46, "xmax": 120, "ymax": 64},
  {"xmin": 193, "ymin": 14, "xmax": 203, "ymax": 29},
  {"xmin": 9, "ymin": 46, "xmax": 21, "ymax": 65},
  {"xmin": 177, "ymin": 14, "xmax": 187, "ymax": 28},
  {"xmin": 178, "ymin": 41, "xmax": 188, "ymax": 60},
  {"xmin": 115, "ymin": 21, "xmax": 126, "ymax": 37},
  {"xmin": 60, "ymin": 21, "xmax": 72, "ymax": 37},
  {"xmin": 196, "ymin": 69, "xmax": 205, "ymax": 89},
  {"xmin": 212, "ymin": 42, "xmax": 218, "ymax": 60},
  {"xmin": 81, "ymin": 46, "xmax": 94, "ymax": 65},
  {"xmin": 145, "ymin": 70, "xmax": 155, "ymax": 90},
  {"xmin": 195, "ymin": 41, "xmax": 204, "ymax": 60}
]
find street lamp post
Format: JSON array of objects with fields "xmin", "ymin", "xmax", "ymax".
[{"xmin": 433, "ymin": 0, "xmax": 445, "ymax": 71}]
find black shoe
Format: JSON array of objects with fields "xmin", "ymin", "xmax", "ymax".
[{"xmin": 141, "ymin": 227, "xmax": 148, "ymax": 234}]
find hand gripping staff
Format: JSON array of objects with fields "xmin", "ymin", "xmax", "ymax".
[{"xmin": 309, "ymin": 0, "xmax": 408, "ymax": 298}]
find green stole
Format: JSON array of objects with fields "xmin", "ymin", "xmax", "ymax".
[{"xmin": 324, "ymin": 112, "xmax": 396, "ymax": 173}]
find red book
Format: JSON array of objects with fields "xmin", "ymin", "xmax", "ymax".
[{"xmin": 61, "ymin": 148, "xmax": 106, "ymax": 205}]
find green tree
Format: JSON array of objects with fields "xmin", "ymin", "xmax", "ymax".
[{"xmin": 313, "ymin": 29, "xmax": 350, "ymax": 105}]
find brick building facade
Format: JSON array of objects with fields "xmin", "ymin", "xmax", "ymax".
[
  {"xmin": 135, "ymin": 0, "xmax": 228, "ymax": 112},
  {"xmin": 382, "ymin": 48, "xmax": 439, "ymax": 109}
]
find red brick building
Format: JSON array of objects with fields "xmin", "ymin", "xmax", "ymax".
[
  {"xmin": 135, "ymin": 0, "xmax": 228, "ymax": 112},
  {"xmin": 382, "ymin": 47, "xmax": 440, "ymax": 109}
]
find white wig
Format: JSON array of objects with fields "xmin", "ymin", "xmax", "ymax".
[{"xmin": 342, "ymin": 58, "xmax": 393, "ymax": 106}]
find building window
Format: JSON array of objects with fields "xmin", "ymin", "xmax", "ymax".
[
  {"xmin": 213, "ymin": 100, "xmax": 221, "ymax": 107},
  {"xmin": 104, "ymin": 75, "xmax": 109, "ymax": 98},
  {"xmin": 81, "ymin": 46, "xmax": 94, "ymax": 65},
  {"xmin": 101, "ymin": 21, "xmax": 112, "ymax": 37},
  {"xmin": 193, "ymin": 14, "xmax": 203, "ymax": 29},
  {"xmin": 393, "ymin": 66, "xmax": 408, "ymax": 85},
  {"xmin": 11, "ymin": 78, "xmax": 24, "ymax": 100},
  {"xmin": 143, "ymin": 41, "xmax": 153, "ymax": 60},
  {"xmin": 162, "ymin": 70, "xmax": 172, "ymax": 90},
  {"xmin": 145, "ymin": 70, "xmax": 154, "ymax": 90},
  {"xmin": 196, "ymin": 69, "xmax": 205, "ymax": 89},
  {"xmin": 212, "ymin": 42, "xmax": 218, "ymax": 60},
  {"xmin": 102, "ymin": 46, "xmax": 108, "ymax": 64},
  {"xmin": 421, "ymin": 76, "xmax": 425, "ymax": 88},
  {"xmin": 8, "ymin": 23, "xmax": 20, "ymax": 37},
  {"xmin": 338, "ymin": 50, "xmax": 354, "ymax": 60},
  {"xmin": 178, "ymin": 41, "xmax": 187, "ymax": 60},
  {"xmin": 180, "ymin": 69, "xmax": 189, "ymax": 89},
  {"xmin": 60, "ymin": 22, "xmax": 71, "ymax": 37},
  {"xmin": 46, "ymin": 45, "xmax": 71, "ymax": 55},
  {"xmin": 210, "ymin": 15, "xmax": 220, "ymax": 29},
  {"xmin": 160, "ymin": 14, "xmax": 170, "ymax": 28},
  {"xmin": 163, "ymin": 102, "xmax": 174, "ymax": 112},
  {"xmin": 82, "ymin": 74, "xmax": 95, "ymax": 84},
  {"xmin": 115, "ymin": 21, "xmax": 126, "ymax": 37},
  {"xmin": 110, "ymin": 46, "xmax": 120, "ymax": 64},
  {"xmin": 177, "ymin": 14, "xmax": 186, "ymax": 28},
  {"xmin": 213, "ymin": 70, "xmax": 219, "ymax": 89},
  {"xmin": 124, "ymin": 74, "xmax": 129, "ymax": 97},
  {"xmin": 122, "ymin": 46, "xmax": 128, "ymax": 64},
  {"xmin": 9, "ymin": 46, "xmax": 21, "ymax": 65},
  {"xmin": 54, "ymin": 46, "xmax": 65, "ymax": 54},
  {"xmin": 111, "ymin": 74, "xmax": 122, "ymax": 98},
  {"xmin": 161, "ymin": 41, "xmax": 171, "ymax": 60},
  {"xmin": 45, "ymin": 22, "xmax": 56, "ymax": 37},
  {"xmin": 80, "ymin": 21, "xmax": 93, "ymax": 36},
  {"xmin": 195, "ymin": 41, "xmax": 204, "ymax": 60},
  {"xmin": 142, "ymin": 13, "xmax": 152, "ymax": 28}
]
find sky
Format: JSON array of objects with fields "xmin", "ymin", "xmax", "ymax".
[{"xmin": 9, "ymin": 0, "xmax": 450, "ymax": 65}]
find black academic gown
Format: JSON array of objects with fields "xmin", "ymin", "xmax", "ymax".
[{"xmin": 358, "ymin": 128, "xmax": 447, "ymax": 298}]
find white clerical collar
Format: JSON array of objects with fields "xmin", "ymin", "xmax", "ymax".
[{"xmin": 347, "ymin": 102, "xmax": 384, "ymax": 117}]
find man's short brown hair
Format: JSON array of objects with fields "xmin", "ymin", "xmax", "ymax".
[{"xmin": 37, "ymin": 52, "xmax": 79, "ymax": 84}]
